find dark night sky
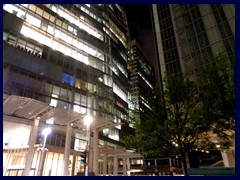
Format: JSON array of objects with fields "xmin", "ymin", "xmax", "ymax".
[{"xmin": 124, "ymin": 4, "xmax": 157, "ymax": 68}]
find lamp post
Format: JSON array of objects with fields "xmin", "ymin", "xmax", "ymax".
[
  {"xmin": 84, "ymin": 115, "xmax": 93, "ymax": 176},
  {"xmin": 38, "ymin": 127, "xmax": 51, "ymax": 176}
]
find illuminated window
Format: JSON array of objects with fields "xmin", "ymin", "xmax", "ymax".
[
  {"xmin": 62, "ymin": 72, "xmax": 75, "ymax": 86},
  {"xmin": 32, "ymin": 16, "xmax": 41, "ymax": 28},
  {"xmin": 43, "ymin": 11, "xmax": 50, "ymax": 20},
  {"xmin": 74, "ymin": 138, "xmax": 87, "ymax": 152},
  {"xmin": 56, "ymin": 18, "xmax": 62, "ymax": 27},
  {"xmin": 81, "ymin": 95, "xmax": 87, "ymax": 106},
  {"xmin": 113, "ymin": 83, "xmax": 127, "ymax": 102},
  {"xmin": 59, "ymin": 43, "xmax": 65, "ymax": 53},
  {"xmin": 45, "ymin": 34, "xmax": 52, "ymax": 45},
  {"xmin": 54, "ymin": 28, "xmax": 61, "ymax": 38},
  {"xmin": 25, "ymin": 13, "xmax": 34, "ymax": 24},
  {"xmin": 49, "ymin": 15, "xmax": 55, "ymax": 23},
  {"xmin": 108, "ymin": 128, "xmax": 119, "ymax": 141},
  {"xmin": 72, "ymin": 49, "xmax": 78, "ymax": 60},
  {"xmin": 75, "ymin": 78, "xmax": 81, "ymax": 89},
  {"xmin": 58, "ymin": 8, "xmax": 64, "ymax": 17},
  {"xmin": 78, "ymin": 41, "xmax": 84, "ymax": 50},
  {"xmin": 72, "ymin": 38, "xmax": 78, "ymax": 47},
  {"xmin": 83, "ymin": 54, "xmax": 88, "ymax": 64},
  {"xmin": 51, "ymin": 5, "xmax": 57, "ymax": 13},
  {"xmin": 52, "ymin": 40, "xmax": 59, "ymax": 50},
  {"xmin": 37, "ymin": 31, "xmax": 46, "ymax": 44},
  {"xmin": 50, "ymin": 94, "xmax": 58, "ymax": 107},
  {"xmin": 66, "ymin": 34, "xmax": 72, "ymax": 44},
  {"xmin": 29, "ymin": 4, "xmax": 36, "ymax": 12},
  {"xmin": 66, "ymin": 46, "xmax": 72, "ymax": 56},
  {"xmin": 103, "ymin": 128, "xmax": 109, "ymax": 135},
  {"xmin": 83, "ymin": 44, "xmax": 88, "ymax": 52},
  {"xmin": 47, "ymin": 24, "xmax": 54, "ymax": 34},
  {"xmin": 68, "ymin": 25, "xmax": 74, "ymax": 33},
  {"xmin": 21, "ymin": 4, "xmax": 29, "ymax": 8},
  {"xmin": 36, "ymin": 7, "xmax": 43, "ymax": 16}
]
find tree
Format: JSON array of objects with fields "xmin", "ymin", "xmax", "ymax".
[
  {"xmin": 123, "ymin": 74, "xmax": 211, "ymax": 176},
  {"xmin": 122, "ymin": 53, "xmax": 235, "ymax": 175},
  {"xmin": 156, "ymin": 75, "xmax": 215, "ymax": 176},
  {"xmin": 196, "ymin": 52, "xmax": 235, "ymax": 149}
]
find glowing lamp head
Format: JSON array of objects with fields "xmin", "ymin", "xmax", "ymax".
[
  {"xmin": 42, "ymin": 127, "xmax": 51, "ymax": 136},
  {"xmin": 84, "ymin": 115, "xmax": 93, "ymax": 126}
]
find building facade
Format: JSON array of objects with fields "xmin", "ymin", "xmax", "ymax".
[
  {"xmin": 152, "ymin": 4, "xmax": 235, "ymax": 84},
  {"xmin": 127, "ymin": 39, "xmax": 155, "ymax": 126},
  {"xmin": 152, "ymin": 4, "xmax": 235, "ymax": 167},
  {"xmin": 3, "ymin": 4, "xmax": 137, "ymax": 176}
]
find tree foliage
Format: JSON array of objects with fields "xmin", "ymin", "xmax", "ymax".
[
  {"xmin": 121, "ymin": 53, "xmax": 235, "ymax": 176},
  {"xmin": 197, "ymin": 53, "xmax": 235, "ymax": 139}
]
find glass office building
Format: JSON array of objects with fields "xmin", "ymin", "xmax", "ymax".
[
  {"xmin": 3, "ymin": 4, "xmax": 136, "ymax": 176},
  {"xmin": 127, "ymin": 39, "xmax": 155, "ymax": 126},
  {"xmin": 152, "ymin": 4, "xmax": 235, "ymax": 168},
  {"xmin": 152, "ymin": 4, "xmax": 235, "ymax": 83}
]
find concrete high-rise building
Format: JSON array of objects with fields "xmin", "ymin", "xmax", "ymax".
[
  {"xmin": 152, "ymin": 4, "xmax": 235, "ymax": 168},
  {"xmin": 3, "ymin": 4, "xmax": 138, "ymax": 176}
]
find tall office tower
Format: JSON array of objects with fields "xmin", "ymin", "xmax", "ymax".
[
  {"xmin": 3, "ymin": 4, "xmax": 134, "ymax": 176},
  {"xmin": 152, "ymin": 4, "xmax": 235, "ymax": 167},
  {"xmin": 152, "ymin": 4, "xmax": 235, "ymax": 84},
  {"xmin": 127, "ymin": 40, "xmax": 155, "ymax": 126}
]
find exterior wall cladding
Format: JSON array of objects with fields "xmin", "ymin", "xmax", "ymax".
[
  {"xmin": 3, "ymin": 4, "xmax": 133, "ymax": 148},
  {"xmin": 127, "ymin": 40, "xmax": 156, "ymax": 116},
  {"xmin": 152, "ymin": 4, "xmax": 235, "ymax": 83},
  {"xmin": 151, "ymin": 4, "xmax": 235, "ymax": 170}
]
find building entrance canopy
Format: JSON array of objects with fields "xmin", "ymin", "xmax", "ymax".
[
  {"xmin": 3, "ymin": 94, "xmax": 144, "ymax": 176},
  {"xmin": 3, "ymin": 94, "xmax": 116, "ymax": 130}
]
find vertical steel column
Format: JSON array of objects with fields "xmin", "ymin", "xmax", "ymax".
[
  {"xmin": 92, "ymin": 129, "xmax": 98, "ymax": 175},
  {"xmin": 113, "ymin": 155, "xmax": 118, "ymax": 176},
  {"xmin": 23, "ymin": 117, "xmax": 39, "ymax": 176},
  {"xmin": 102, "ymin": 153, "xmax": 107, "ymax": 175},
  {"xmin": 123, "ymin": 157, "xmax": 127, "ymax": 176},
  {"xmin": 63, "ymin": 123, "xmax": 72, "ymax": 176}
]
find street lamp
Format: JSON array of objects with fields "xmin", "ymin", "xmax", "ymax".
[
  {"xmin": 83, "ymin": 115, "xmax": 93, "ymax": 176},
  {"xmin": 38, "ymin": 127, "xmax": 51, "ymax": 176}
]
